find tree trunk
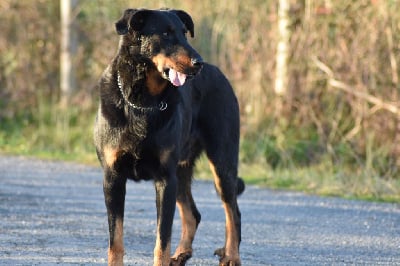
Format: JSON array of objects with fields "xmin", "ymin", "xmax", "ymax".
[
  {"xmin": 274, "ymin": 0, "xmax": 290, "ymax": 96},
  {"xmin": 60, "ymin": 0, "xmax": 78, "ymax": 107}
]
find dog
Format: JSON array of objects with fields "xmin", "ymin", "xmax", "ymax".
[{"xmin": 94, "ymin": 8, "xmax": 244, "ymax": 266}]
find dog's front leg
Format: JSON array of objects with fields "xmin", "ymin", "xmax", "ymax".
[
  {"xmin": 103, "ymin": 169, "xmax": 127, "ymax": 266},
  {"xmin": 154, "ymin": 176, "xmax": 177, "ymax": 266}
]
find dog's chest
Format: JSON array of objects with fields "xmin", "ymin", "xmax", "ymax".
[
  {"xmin": 121, "ymin": 111, "xmax": 182, "ymax": 171},
  {"xmin": 127, "ymin": 132, "xmax": 180, "ymax": 181}
]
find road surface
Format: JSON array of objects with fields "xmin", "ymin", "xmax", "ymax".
[{"xmin": 0, "ymin": 156, "xmax": 399, "ymax": 265}]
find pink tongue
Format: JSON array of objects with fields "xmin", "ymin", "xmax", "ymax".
[{"xmin": 168, "ymin": 69, "xmax": 187, "ymax": 86}]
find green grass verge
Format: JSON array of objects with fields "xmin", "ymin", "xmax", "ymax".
[
  {"xmin": 194, "ymin": 154, "xmax": 400, "ymax": 203},
  {"xmin": 1, "ymin": 102, "xmax": 399, "ymax": 203},
  {"xmin": 0, "ymin": 101, "xmax": 98, "ymax": 165}
]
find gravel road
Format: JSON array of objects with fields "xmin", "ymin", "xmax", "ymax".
[{"xmin": 0, "ymin": 156, "xmax": 399, "ymax": 265}]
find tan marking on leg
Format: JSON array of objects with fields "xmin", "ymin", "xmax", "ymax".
[
  {"xmin": 209, "ymin": 161, "xmax": 223, "ymax": 195},
  {"xmin": 172, "ymin": 200, "xmax": 196, "ymax": 258},
  {"xmin": 221, "ymin": 202, "xmax": 241, "ymax": 265},
  {"xmin": 209, "ymin": 161, "xmax": 241, "ymax": 265},
  {"xmin": 104, "ymin": 146, "xmax": 119, "ymax": 168},
  {"xmin": 178, "ymin": 160, "xmax": 189, "ymax": 167},
  {"xmin": 153, "ymin": 238, "xmax": 171, "ymax": 266},
  {"xmin": 108, "ymin": 218, "xmax": 124, "ymax": 266}
]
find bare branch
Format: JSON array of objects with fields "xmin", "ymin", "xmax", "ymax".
[{"xmin": 312, "ymin": 57, "xmax": 400, "ymax": 117}]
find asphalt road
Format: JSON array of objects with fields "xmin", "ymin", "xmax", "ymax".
[{"xmin": 0, "ymin": 156, "xmax": 399, "ymax": 265}]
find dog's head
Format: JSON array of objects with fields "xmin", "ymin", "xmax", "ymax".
[{"xmin": 115, "ymin": 8, "xmax": 203, "ymax": 87}]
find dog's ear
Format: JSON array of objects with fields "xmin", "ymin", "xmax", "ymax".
[
  {"xmin": 115, "ymin": 9, "xmax": 135, "ymax": 35},
  {"xmin": 115, "ymin": 9, "xmax": 151, "ymax": 35},
  {"xmin": 170, "ymin": 10, "xmax": 195, "ymax": 38}
]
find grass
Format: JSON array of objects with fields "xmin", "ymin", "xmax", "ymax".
[
  {"xmin": 193, "ymin": 150, "xmax": 400, "ymax": 203},
  {"xmin": 0, "ymin": 99, "xmax": 98, "ymax": 165},
  {"xmin": 1, "ymin": 100, "xmax": 399, "ymax": 203}
]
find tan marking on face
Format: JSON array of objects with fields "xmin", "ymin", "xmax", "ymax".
[
  {"xmin": 104, "ymin": 146, "xmax": 120, "ymax": 168},
  {"xmin": 174, "ymin": 53, "xmax": 192, "ymax": 69},
  {"xmin": 153, "ymin": 238, "xmax": 171, "ymax": 266},
  {"xmin": 172, "ymin": 200, "xmax": 196, "ymax": 258},
  {"xmin": 108, "ymin": 218, "xmax": 124, "ymax": 266},
  {"xmin": 151, "ymin": 54, "xmax": 168, "ymax": 73},
  {"xmin": 151, "ymin": 53, "xmax": 193, "ymax": 74}
]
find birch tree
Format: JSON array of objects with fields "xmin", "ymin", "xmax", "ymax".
[
  {"xmin": 274, "ymin": 0, "xmax": 291, "ymax": 96},
  {"xmin": 60, "ymin": 0, "xmax": 78, "ymax": 107}
]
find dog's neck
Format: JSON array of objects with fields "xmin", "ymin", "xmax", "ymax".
[
  {"xmin": 144, "ymin": 66, "xmax": 168, "ymax": 96},
  {"xmin": 118, "ymin": 45, "xmax": 168, "ymax": 93},
  {"xmin": 115, "ymin": 48, "xmax": 170, "ymax": 111},
  {"xmin": 117, "ymin": 71, "xmax": 168, "ymax": 112}
]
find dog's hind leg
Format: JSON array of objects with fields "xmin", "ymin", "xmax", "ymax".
[
  {"xmin": 197, "ymin": 74, "xmax": 242, "ymax": 264},
  {"xmin": 171, "ymin": 164, "xmax": 201, "ymax": 265},
  {"xmin": 208, "ymin": 159, "xmax": 242, "ymax": 266},
  {"xmin": 103, "ymin": 168, "xmax": 127, "ymax": 266}
]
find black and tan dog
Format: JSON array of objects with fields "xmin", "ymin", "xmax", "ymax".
[{"xmin": 94, "ymin": 8, "xmax": 244, "ymax": 266}]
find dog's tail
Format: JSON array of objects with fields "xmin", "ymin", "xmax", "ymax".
[{"xmin": 237, "ymin": 177, "xmax": 245, "ymax": 195}]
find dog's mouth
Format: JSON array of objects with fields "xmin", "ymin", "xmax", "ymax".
[
  {"xmin": 152, "ymin": 54, "xmax": 203, "ymax": 87},
  {"xmin": 162, "ymin": 68, "xmax": 188, "ymax": 87}
]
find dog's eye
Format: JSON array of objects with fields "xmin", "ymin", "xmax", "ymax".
[{"xmin": 162, "ymin": 31, "xmax": 173, "ymax": 39}]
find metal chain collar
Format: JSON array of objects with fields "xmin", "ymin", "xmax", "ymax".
[{"xmin": 117, "ymin": 71, "xmax": 167, "ymax": 112}]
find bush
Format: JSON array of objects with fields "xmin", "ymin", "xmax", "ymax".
[{"xmin": 1, "ymin": 1, "xmax": 400, "ymax": 200}]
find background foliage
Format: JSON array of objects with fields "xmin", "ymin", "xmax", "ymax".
[{"xmin": 1, "ymin": 0, "xmax": 400, "ymax": 201}]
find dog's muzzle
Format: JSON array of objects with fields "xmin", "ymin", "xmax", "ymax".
[{"xmin": 163, "ymin": 56, "xmax": 203, "ymax": 87}]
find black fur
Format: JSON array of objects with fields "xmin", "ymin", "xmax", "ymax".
[{"xmin": 94, "ymin": 8, "xmax": 244, "ymax": 266}]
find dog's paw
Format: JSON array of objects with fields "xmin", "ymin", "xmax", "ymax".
[
  {"xmin": 170, "ymin": 251, "xmax": 192, "ymax": 266},
  {"xmin": 214, "ymin": 247, "xmax": 241, "ymax": 266},
  {"xmin": 218, "ymin": 258, "xmax": 241, "ymax": 266}
]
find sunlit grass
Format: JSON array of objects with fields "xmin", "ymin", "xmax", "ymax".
[
  {"xmin": 193, "ymin": 151, "xmax": 400, "ymax": 203},
  {"xmin": 237, "ymin": 161, "xmax": 400, "ymax": 203},
  {"xmin": 0, "ymin": 98, "xmax": 98, "ymax": 165},
  {"xmin": 1, "ymin": 100, "xmax": 399, "ymax": 203}
]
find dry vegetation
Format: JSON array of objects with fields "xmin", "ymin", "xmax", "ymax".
[{"xmin": 1, "ymin": 0, "xmax": 399, "ymax": 201}]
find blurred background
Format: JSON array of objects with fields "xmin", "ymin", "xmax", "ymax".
[{"xmin": 1, "ymin": 0, "xmax": 399, "ymax": 201}]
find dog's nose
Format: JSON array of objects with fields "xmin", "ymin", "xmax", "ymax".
[{"xmin": 191, "ymin": 57, "xmax": 203, "ymax": 67}]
